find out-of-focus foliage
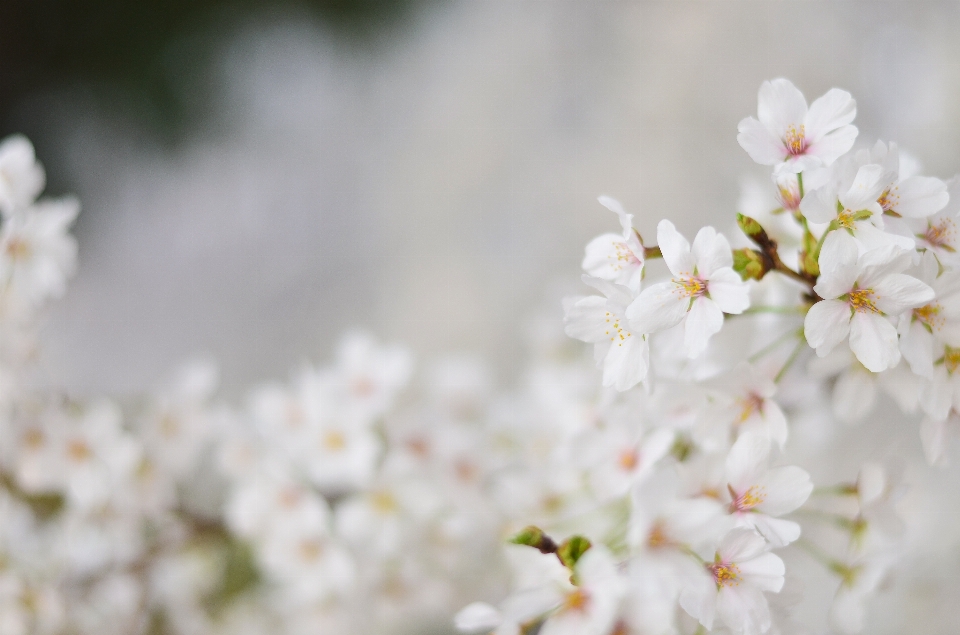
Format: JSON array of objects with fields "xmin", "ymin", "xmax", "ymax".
[{"xmin": 0, "ymin": 0, "xmax": 420, "ymax": 136}]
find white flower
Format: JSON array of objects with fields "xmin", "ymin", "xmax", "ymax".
[
  {"xmin": 737, "ymin": 79, "xmax": 857, "ymax": 174},
  {"xmin": 828, "ymin": 554, "xmax": 890, "ymax": 634},
  {"xmin": 627, "ymin": 220, "xmax": 749, "ymax": 358},
  {"xmin": 724, "ymin": 431, "xmax": 812, "ymax": 548},
  {"xmin": 572, "ymin": 421, "xmax": 674, "ymax": 501},
  {"xmin": 582, "ymin": 196, "xmax": 645, "ymax": 292},
  {"xmin": 704, "ymin": 362, "xmax": 789, "ymax": 450},
  {"xmin": 0, "ymin": 197, "xmax": 79, "ymax": 307},
  {"xmin": 564, "ymin": 276, "xmax": 649, "ymax": 391},
  {"xmin": 804, "ymin": 236, "xmax": 934, "ymax": 371},
  {"xmin": 679, "ymin": 528, "xmax": 785, "ymax": 635},
  {"xmin": 898, "ymin": 251, "xmax": 960, "ymax": 378},
  {"xmin": 538, "ymin": 547, "xmax": 625, "ymax": 635},
  {"xmin": 0, "ymin": 135, "xmax": 45, "ymax": 215},
  {"xmin": 800, "ymin": 164, "xmax": 914, "ymax": 252},
  {"xmin": 866, "ymin": 141, "xmax": 949, "ymax": 219}
]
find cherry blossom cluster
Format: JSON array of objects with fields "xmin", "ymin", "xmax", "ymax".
[
  {"xmin": 0, "ymin": 76, "xmax": 957, "ymax": 635},
  {"xmin": 456, "ymin": 78, "xmax": 960, "ymax": 635}
]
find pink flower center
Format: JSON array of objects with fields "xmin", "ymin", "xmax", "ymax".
[
  {"xmin": 709, "ymin": 561, "xmax": 742, "ymax": 588},
  {"xmin": 674, "ymin": 277, "xmax": 707, "ymax": 299},
  {"xmin": 783, "ymin": 124, "xmax": 807, "ymax": 156},
  {"xmin": 730, "ymin": 485, "xmax": 767, "ymax": 512},
  {"xmin": 925, "ymin": 218, "xmax": 957, "ymax": 250}
]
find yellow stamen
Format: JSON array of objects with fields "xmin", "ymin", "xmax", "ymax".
[
  {"xmin": 323, "ymin": 430, "xmax": 347, "ymax": 451},
  {"xmin": 709, "ymin": 562, "xmax": 742, "ymax": 588},
  {"xmin": 783, "ymin": 124, "xmax": 806, "ymax": 155},
  {"xmin": 914, "ymin": 303, "xmax": 943, "ymax": 331},
  {"xmin": 674, "ymin": 277, "xmax": 706, "ymax": 298},
  {"xmin": 732, "ymin": 485, "xmax": 767, "ymax": 511},
  {"xmin": 925, "ymin": 218, "xmax": 957, "ymax": 250},
  {"xmin": 562, "ymin": 589, "xmax": 590, "ymax": 613},
  {"xmin": 848, "ymin": 288, "xmax": 881, "ymax": 314}
]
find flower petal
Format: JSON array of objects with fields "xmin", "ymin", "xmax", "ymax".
[
  {"xmin": 737, "ymin": 117, "xmax": 786, "ymax": 166},
  {"xmin": 849, "ymin": 312, "xmax": 900, "ymax": 372},
  {"xmin": 804, "ymin": 88, "xmax": 857, "ymax": 140},
  {"xmin": 804, "ymin": 300, "xmax": 852, "ymax": 355},
  {"xmin": 627, "ymin": 281, "xmax": 690, "ymax": 334},
  {"xmin": 692, "ymin": 226, "xmax": 733, "ymax": 278},
  {"xmin": 684, "ymin": 297, "xmax": 723, "ymax": 358},
  {"xmin": 708, "ymin": 268, "xmax": 750, "ymax": 314},
  {"xmin": 657, "ymin": 219, "xmax": 695, "ymax": 277},
  {"xmin": 757, "ymin": 78, "xmax": 807, "ymax": 138}
]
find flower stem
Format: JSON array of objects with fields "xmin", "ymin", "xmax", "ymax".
[
  {"xmin": 748, "ymin": 327, "xmax": 801, "ymax": 363},
  {"xmin": 775, "ymin": 338, "xmax": 806, "ymax": 382}
]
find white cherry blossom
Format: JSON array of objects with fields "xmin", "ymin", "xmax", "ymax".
[
  {"xmin": 737, "ymin": 78, "xmax": 857, "ymax": 174},
  {"xmin": 723, "ymin": 431, "xmax": 812, "ymax": 547},
  {"xmin": 804, "ymin": 235, "xmax": 934, "ymax": 371},
  {"xmin": 0, "ymin": 135, "xmax": 45, "ymax": 215},
  {"xmin": 800, "ymin": 163, "xmax": 914, "ymax": 252},
  {"xmin": 627, "ymin": 220, "xmax": 749, "ymax": 358},
  {"xmin": 679, "ymin": 528, "xmax": 785, "ymax": 635},
  {"xmin": 564, "ymin": 276, "xmax": 649, "ymax": 391},
  {"xmin": 582, "ymin": 196, "xmax": 645, "ymax": 292}
]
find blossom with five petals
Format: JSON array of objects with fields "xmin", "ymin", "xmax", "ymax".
[
  {"xmin": 582, "ymin": 196, "xmax": 645, "ymax": 292},
  {"xmin": 737, "ymin": 78, "xmax": 857, "ymax": 174},
  {"xmin": 627, "ymin": 220, "xmax": 750, "ymax": 358},
  {"xmin": 804, "ymin": 234, "xmax": 934, "ymax": 372}
]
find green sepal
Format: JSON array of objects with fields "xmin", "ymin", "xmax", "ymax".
[
  {"xmin": 557, "ymin": 535, "xmax": 592, "ymax": 570},
  {"xmin": 732, "ymin": 248, "xmax": 768, "ymax": 281}
]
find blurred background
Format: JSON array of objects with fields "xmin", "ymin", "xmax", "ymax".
[{"xmin": 2, "ymin": 0, "xmax": 960, "ymax": 395}]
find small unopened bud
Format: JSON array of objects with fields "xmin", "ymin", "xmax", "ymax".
[
  {"xmin": 557, "ymin": 535, "xmax": 592, "ymax": 570},
  {"xmin": 733, "ymin": 248, "xmax": 768, "ymax": 281},
  {"xmin": 737, "ymin": 213, "xmax": 772, "ymax": 246},
  {"xmin": 509, "ymin": 525, "xmax": 557, "ymax": 554}
]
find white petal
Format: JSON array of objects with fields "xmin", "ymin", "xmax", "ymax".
[
  {"xmin": 582, "ymin": 233, "xmax": 630, "ymax": 280},
  {"xmin": 816, "ymin": 230, "xmax": 859, "ymax": 279},
  {"xmin": 920, "ymin": 417, "xmax": 947, "ymax": 465},
  {"xmin": 849, "ymin": 312, "xmax": 900, "ymax": 372},
  {"xmin": 839, "ymin": 164, "xmax": 887, "ymax": 211},
  {"xmin": 691, "ymin": 226, "xmax": 733, "ymax": 278},
  {"xmin": 871, "ymin": 274, "xmax": 934, "ymax": 315},
  {"xmin": 737, "ymin": 117, "xmax": 786, "ymax": 165},
  {"xmin": 804, "ymin": 88, "xmax": 857, "ymax": 140},
  {"xmin": 735, "ymin": 552, "xmax": 785, "ymax": 593},
  {"xmin": 754, "ymin": 466, "xmax": 813, "ymax": 516},
  {"xmin": 564, "ymin": 296, "xmax": 610, "ymax": 343},
  {"xmin": 602, "ymin": 334, "xmax": 649, "ymax": 392},
  {"xmin": 716, "ymin": 585, "xmax": 772, "ymax": 635},
  {"xmin": 800, "ymin": 186, "xmax": 841, "ymax": 224},
  {"xmin": 757, "ymin": 78, "xmax": 807, "ymax": 138},
  {"xmin": 684, "ymin": 297, "xmax": 724, "ymax": 358},
  {"xmin": 747, "ymin": 515, "xmax": 802, "ymax": 548},
  {"xmin": 455, "ymin": 603, "xmax": 502, "ymax": 633},
  {"xmin": 921, "ymin": 371, "xmax": 953, "ymax": 420},
  {"xmin": 725, "ymin": 430, "xmax": 770, "ymax": 492},
  {"xmin": 627, "ymin": 281, "xmax": 690, "ymax": 334},
  {"xmin": 890, "ymin": 176, "xmax": 949, "ymax": 218},
  {"xmin": 678, "ymin": 571, "xmax": 717, "ymax": 630},
  {"xmin": 707, "ymin": 268, "xmax": 750, "ymax": 314},
  {"xmin": 830, "ymin": 588, "xmax": 867, "ymax": 635},
  {"xmin": 718, "ymin": 528, "xmax": 767, "ymax": 563},
  {"xmin": 804, "ymin": 300, "xmax": 852, "ymax": 356},
  {"xmin": 856, "ymin": 245, "xmax": 913, "ymax": 289},
  {"xmin": 805, "ymin": 125, "xmax": 858, "ymax": 167},
  {"xmin": 658, "ymin": 219, "xmax": 695, "ymax": 277}
]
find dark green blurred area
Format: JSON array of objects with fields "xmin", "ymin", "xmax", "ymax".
[{"xmin": 0, "ymin": 0, "xmax": 417, "ymax": 140}]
